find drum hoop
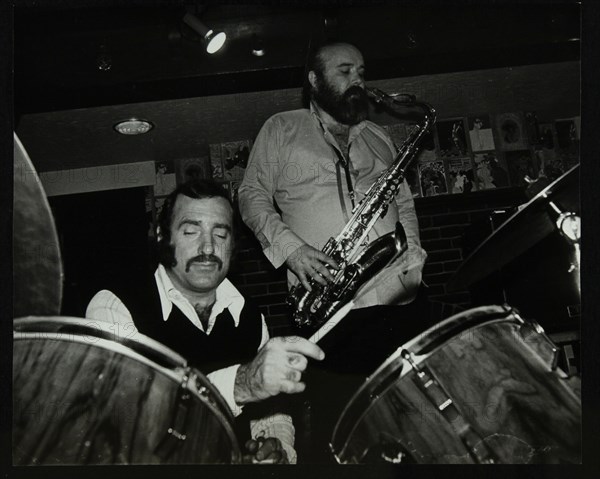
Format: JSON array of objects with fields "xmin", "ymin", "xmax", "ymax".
[
  {"xmin": 330, "ymin": 304, "xmax": 521, "ymax": 461},
  {"xmin": 14, "ymin": 330, "xmax": 242, "ymax": 462},
  {"xmin": 14, "ymin": 316, "xmax": 188, "ymax": 369}
]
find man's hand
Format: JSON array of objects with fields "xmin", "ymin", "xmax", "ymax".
[
  {"xmin": 234, "ymin": 336, "xmax": 324, "ymax": 404},
  {"xmin": 285, "ymin": 244, "xmax": 339, "ymax": 291},
  {"xmin": 243, "ymin": 437, "xmax": 288, "ymax": 464}
]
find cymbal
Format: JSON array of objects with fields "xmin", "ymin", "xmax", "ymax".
[
  {"xmin": 13, "ymin": 132, "xmax": 64, "ymax": 317},
  {"xmin": 447, "ymin": 164, "xmax": 579, "ymax": 292}
]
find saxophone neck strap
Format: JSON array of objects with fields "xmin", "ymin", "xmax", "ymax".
[{"xmin": 332, "ymin": 145, "xmax": 356, "ymax": 211}]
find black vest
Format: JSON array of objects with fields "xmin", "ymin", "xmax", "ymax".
[{"xmin": 107, "ymin": 273, "xmax": 263, "ymax": 375}]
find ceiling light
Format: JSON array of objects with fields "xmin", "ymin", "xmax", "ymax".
[
  {"xmin": 251, "ymin": 34, "xmax": 265, "ymax": 57},
  {"xmin": 113, "ymin": 119, "xmax": 153, "ymax": 135},
  {"xmin": 183, "ymin": 12, "xmax": 226, "ymax": 54}
]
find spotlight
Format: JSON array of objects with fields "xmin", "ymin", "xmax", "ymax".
[{"xmin": 183, "ymin": 12, "xmax": 227, "ymax": 54}]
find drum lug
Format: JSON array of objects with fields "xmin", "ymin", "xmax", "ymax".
[
  {"xmin": 513, "ymin": 311, "xmax": 560, "ymax": 371},
  {"xmin": 154, "ymin": 370, "xmax": 193, "ymax": 461}
]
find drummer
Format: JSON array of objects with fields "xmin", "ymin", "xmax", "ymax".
[{"xmin": 85, "ymin": 179, "xmax": 325, "ymax": 464}]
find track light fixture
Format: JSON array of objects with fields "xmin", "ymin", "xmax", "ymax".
[{"xmin": 183, "ymin": 12, "xmax": 226, "ymax": 54}]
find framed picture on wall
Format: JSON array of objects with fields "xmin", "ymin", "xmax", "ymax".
[
  {"xmin": 176, "ymin": 157, "xmax": 211, "ymax": 185},
  {"xmin": 534, "ymin": 147, "xmax": 565, "ymax": 182},
  {"xmin": 505, "ymin": 150, "xmax": 537, "ymax": 187},
  {"xmin": 467, "ymin": 114, "xmax": 496, "ymax": 152},
  {"xmin": 538, "ymin": 123, "xmax": 556, "ymax": 150},
  {"xmin": 447, "ymin": 157, "xmax": 475, "ymax": 194},
  {"xmin": 418, "ymin": 156, "xmax": 448, "ymax": 197},
  {"xmin": 221, "ymin": 140, "xmax": 252, "ymax": 181},
  {"xmin": 436, "ymin": 118, "xmax": 468, "ymax": 158},
  {"xmin": 473, "ymin": 152, "xmax": 510, "ymax": 190},
  {"xmin": 209, "ymin": 144, "xmax": 224, "ymax": 180},
  {"xmin": 154, "ymin": 160, "xmax": 177, "ymax": 196},
  {"xmin": 493, "ymin": 112, "xmax": 528, "ymax": 151}
]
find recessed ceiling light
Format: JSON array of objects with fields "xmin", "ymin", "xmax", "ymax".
[{"xmin": 113, "ymin": 119, "xmax": 154, "ymax": 135}]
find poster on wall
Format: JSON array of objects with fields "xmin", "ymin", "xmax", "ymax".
[
  {"xmin": 493, "ymin": 112, "xmax": 528, "ymax": 151},
  {"xmin": 473, "ymin": 152, "xmax": 510, "ymax": 190},
  {"xmin": 555, "ymin": 117, "xmax": 580, "ymax": 170},
  {"xmin": 436, "ymin": 118, "xmax": 468, "ymax": 158},
  {"xmin": 447, "ymin": 157, "xmax": 475, "ymax": 194},
  {"xmin": 176, "ymin": 157, "xmax": 211, "ymax": 185},
  {"xmin": 467, "ymin": 114, "xmax": 496, "ymax": 152},
  {"xmin": 154, "ymin": 160, "xmax": 177, "ymax": 196},
  {"xmin": 534, "ymin": 147, "xmax": 565, "ymax": 182},
  {"xmin": 418, "ymin": 154, "xmax": 447, "ymax": 197},
  {"xmin": 505, "ymin": 150, "xmax": 537, "ymax": 187},
  {"xmin": 210, "ymin": 140, "xmax": 252, "ymax": 183}
]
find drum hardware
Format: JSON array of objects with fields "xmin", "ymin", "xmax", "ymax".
[
  {"xmin": 447, "ymin": 164, "xmax": 579, "ymax": 292},
  {"xmin": 399, "ymin": 349, "xmax": 496, "ymax": 464},
  {"xmin": 331, "ymin": 306, "xmax": 581, "ymax": 464}
]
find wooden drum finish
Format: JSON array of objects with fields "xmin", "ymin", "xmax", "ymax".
[
  {"xmin": 331, "ymin": 305, "xmax": 581, "ymax": 464},
  {"xmin": 13, "ymin": 317, "xmax": 241, "ymax": 465}
]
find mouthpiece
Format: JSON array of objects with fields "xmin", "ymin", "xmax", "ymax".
[{"xmin": 365, "ymin": 87, "xmax": 387, "ymax": 103}]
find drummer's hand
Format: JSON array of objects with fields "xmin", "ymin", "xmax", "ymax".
[
  {"xmin": 285, "ymin": 244, "xmax": 339, "ymax": 291},
  {"xmin": 242, "ymin": 437, "xmax": 289, "ymax": 464},
  {"xmin": 234, "ymin": 336, "xmax": 324, "ymax": 404}
]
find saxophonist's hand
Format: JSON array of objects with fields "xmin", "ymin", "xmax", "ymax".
[{"xmin": 285, "ymin": 244, "xmax": 339, "ymax": 291}]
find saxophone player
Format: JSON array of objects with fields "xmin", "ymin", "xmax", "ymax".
[{"xmin": 238, "ymin": 42, "xmax": 427, "ymax": 462}]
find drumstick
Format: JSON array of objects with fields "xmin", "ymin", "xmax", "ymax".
[{"xmin": 308, "ymin": 301, "xmax": 355, "ymax": 344}]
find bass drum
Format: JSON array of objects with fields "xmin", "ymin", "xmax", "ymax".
[
  {"xmin": 331, "ymin": 305, "xmax": 581, "ymax": 464},
  {"xmin": 13, "ymin": 317, "xmax": 241, "ymax": 465}
]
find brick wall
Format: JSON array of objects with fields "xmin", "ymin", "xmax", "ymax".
[{"xmin": 229, "ymin": 186, "xmax": 528, "ymax": 336}]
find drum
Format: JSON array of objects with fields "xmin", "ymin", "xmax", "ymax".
[
  {"xmin": 331, "ymin": 305, "xmax": 581, "ymax": 464},
  {"xmin": 13, "ymin": 317, "xmax": 241, "ymax": 465}
]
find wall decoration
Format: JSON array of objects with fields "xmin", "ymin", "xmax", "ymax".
[
  {"xmin": 154, "ymin": 160, "xmax": 177, "ymax": 196},
  {"xmin": 209, "ymin": 144, "xmax": 224, "ymax": 180},
  {"xmin": 505, "ymin": 150, "xmax": 537, "ymax": 187},
  {"xmin": 418, "ymin": 157, "xmax": 447, "ymax": 197},
  {"xmin": 221, "ymin": 140, "xmax": 252, "ymax": 181},
  {"xmin": 436, "ymin": 118, "xmax": 468, "ymax": 157},
  {"xmin": 555, "ymin": 117, "xmax": 580, "ymax": 169},
  {"xmin": 473, "ymin": 152, "xmax": 510, "ymax": 190},
  {"xmin": 493, "ymin": 112, "xmax": 528, "ymax": 151},
  {"xmin": 230, "ymin": 180, "xmax": 241, "ymax": 205},
  {"xmin": 538, "ymin": 123, "xmax": 555, "ymax": 150},
  {"xmin": 524, "ymin": 111, "xmax": 540, "ymax": 146},
  {"xmin": 404, "ymin": 163, "xmax": 421, "ymax": 198},
  {"xmin": 534, "ymin": 147, "xmax": 565, "ymax": 182},
  {"xmin": 176, "ymin": 157, "xmax": 210, "ymax": 185},
  {"xmin": 467, "ymin": 114, "xmax": 496, "ymax": 152},
  {"xmin": 447, "ymin": 157, "xmax": 475, "ymax": 194}
]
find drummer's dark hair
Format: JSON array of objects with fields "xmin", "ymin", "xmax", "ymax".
[{"xmin": 156, "ymin": 179, "xmax": 239, "ymax": 268}]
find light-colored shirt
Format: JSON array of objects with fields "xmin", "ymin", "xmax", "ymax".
[
  {"xmin": 239, "ymin": 104, "xmax": 427, "ymax": 307},
  {"xmin": 86, "ymin": 265, "xmax": 297, "ymax": 462},
  {"xmin": 86, "ymin": 265, "xmax": 269, "ymax": 416}
]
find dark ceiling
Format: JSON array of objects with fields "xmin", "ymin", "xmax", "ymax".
[{"xmin": 14, "ymin": 2, "xmax": 580, "ymax": 116}]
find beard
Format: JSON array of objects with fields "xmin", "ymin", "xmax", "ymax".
[{"xmin": 312, "ymin": 76, "xmax": 369, "ymax": 125}]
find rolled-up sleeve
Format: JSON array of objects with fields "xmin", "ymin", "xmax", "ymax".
[{"xmin": 239, "ymin": 117, "xmax": 306, "ymax": 268}]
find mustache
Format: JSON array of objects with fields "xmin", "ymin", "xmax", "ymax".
[
  {"xmin": 344, "ymin": 85, "xmax": 367, "ymax": 100},
  {"xmin": 185, "ymin": 254, "xmax": 223, "ymax": 272}
]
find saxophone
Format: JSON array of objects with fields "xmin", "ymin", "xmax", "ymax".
[{"xmin": 287, "ymin": 87, "xmax": 436, "ymax": 331}]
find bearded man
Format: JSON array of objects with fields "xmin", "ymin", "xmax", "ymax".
[{"xmin": 238, "ymin": 42, "xmax": 427, "ymax": 462}]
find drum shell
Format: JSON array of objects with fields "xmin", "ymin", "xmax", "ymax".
[
  {"xmin": 13, "ymin": 317, "xmax": 241, "ymax": 465},
  {"xmin": 331, "ymin": 306, "xmax": 581, "ymax": 464}
]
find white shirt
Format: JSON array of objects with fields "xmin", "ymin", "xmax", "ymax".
[{"xmin": 86, "ymin": 264, "xmax": 270, "ymax": 417}]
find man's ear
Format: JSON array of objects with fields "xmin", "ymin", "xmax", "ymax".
[{"xmin": 308, "ymin": 71, "xmax": 317, "ymax": 89}]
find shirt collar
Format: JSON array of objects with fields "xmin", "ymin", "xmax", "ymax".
[{"xmin": 155, "ymin": 264, "xmax": 245, "ymax": 328}]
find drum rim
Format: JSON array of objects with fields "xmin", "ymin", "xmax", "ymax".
[
  {"xmin": 329, "ymin": 304, "xmax": 520, "ymax": 461},
  {"xmin": 14, "ymin": 322, "xmax": 243, "ymax": 463},
  {"xmin": 14, "ymin": 316, "xmax": 188, "ymax": 368}
]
